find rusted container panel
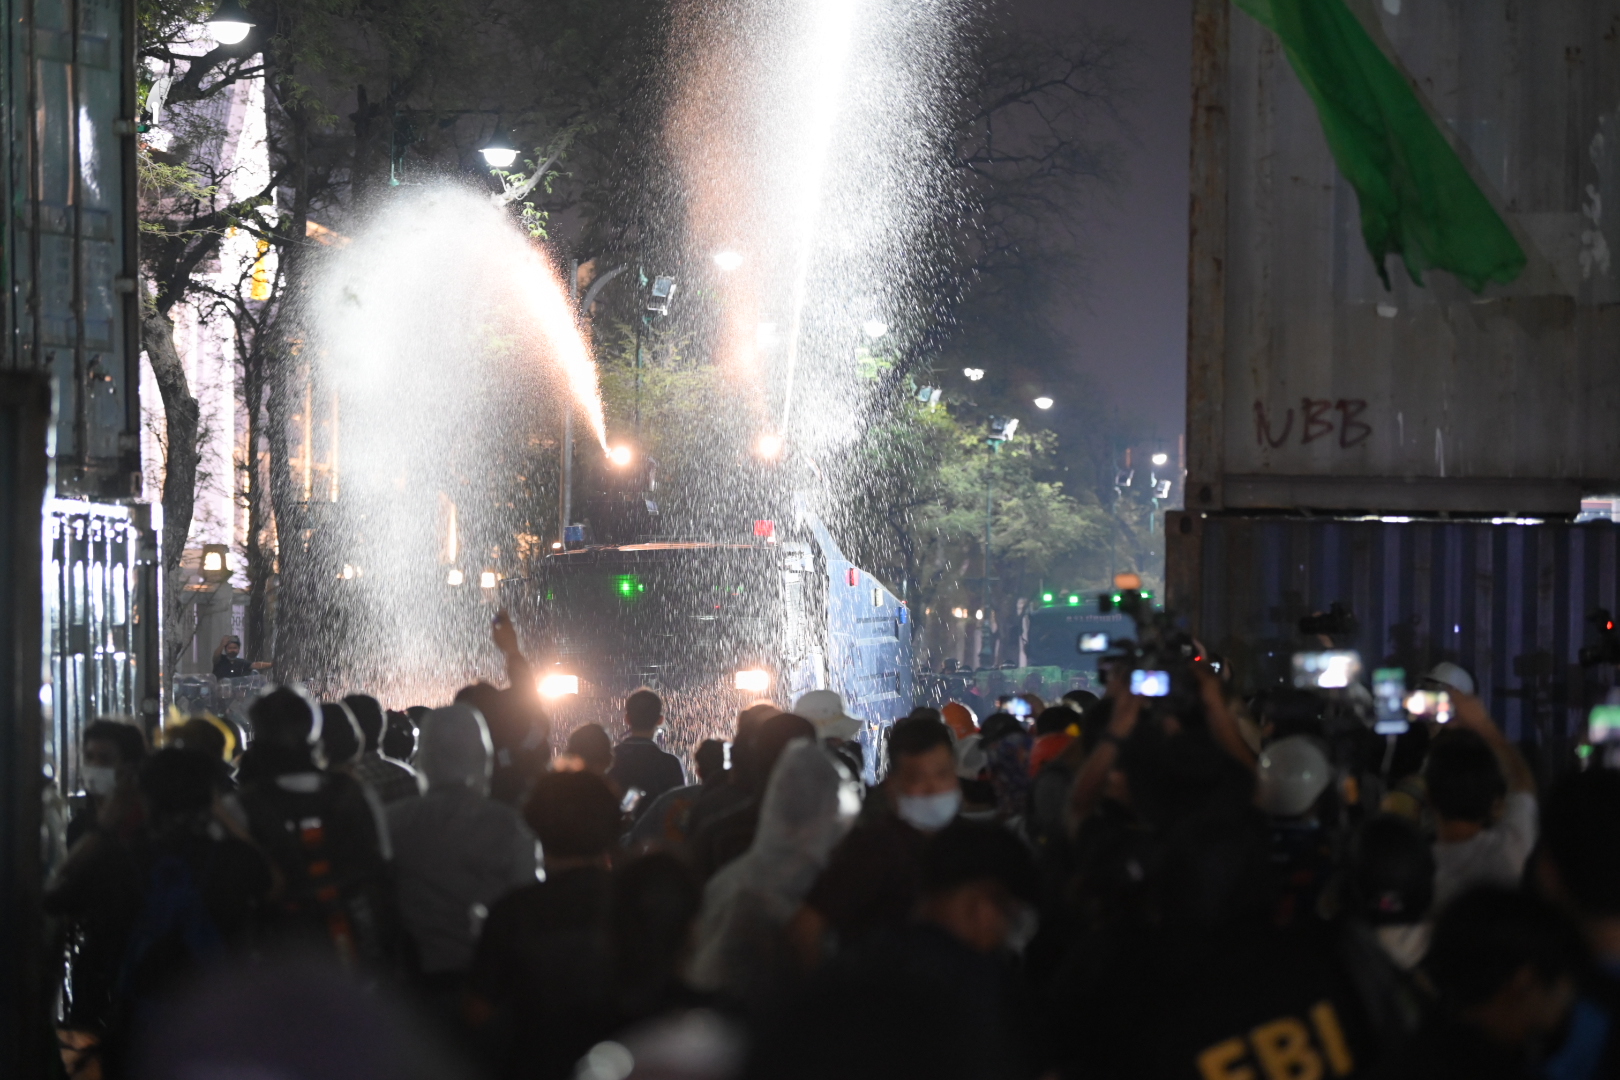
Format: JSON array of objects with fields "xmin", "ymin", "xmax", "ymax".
[
  {"xmin": 1171, "ymin": 513, "xmax": 1620, "ymax": 761},
  {"xmin": 1187, "ymin": 0, "xmax": 1620, "ymax": 516},
  {"xmin": 3, "ymin": 0, "xmax": 141, "ymax": 498}
]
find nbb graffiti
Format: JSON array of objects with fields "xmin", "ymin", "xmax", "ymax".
[{"xmin": 1254, "ymin": 399, "xmax": 1371, "ymax": 449}]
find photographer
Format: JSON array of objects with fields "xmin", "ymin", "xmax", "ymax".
[
  {"xmin": 1424, "ymin": 693, "xmax": 1537, "ymax": 912},
  {"xmin": 1068, "ymin": 659, "xmax": 1255, "ymax": 832}
]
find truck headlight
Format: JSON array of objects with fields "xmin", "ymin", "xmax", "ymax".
[
  {"xmin": 538, "ymin": 673, "xmax": 580, "ymax": 698},
  {"xmin": 734, "ymin": 668, "xmax": 771, "ymax": 693}
]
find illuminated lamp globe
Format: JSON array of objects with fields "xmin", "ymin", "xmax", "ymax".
[
  {"xmin": 1033, "ymin": 396, "xmax": 1054, "ymax": 410},
  {"xmin": 755, "ymin": 433, "xmax": 784, "ymax": 460},
  {"xmin": 607, "ymin": 445, "xmax": 633, "ymax": 467},
  {"xmin": 1151, "ymin": 452, "xmax": 1170, "ymax": 466},
  {"xmin": 713, "ymin": 250, "xmax": 744, "ymax": 272},
  {"xmin": 480, "ymin": 134, "xmax": 518, "ymax": 169},
  {"xmin": 208, "ymin": 0, "xmax": 254, "ymax": 44},
  {"xmin": 862, "ymin": 319, "xmax": 889, "ymax": 340}
]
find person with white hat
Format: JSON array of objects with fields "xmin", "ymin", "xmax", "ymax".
[
  {"xmin": 792, "ymin": 690, "xmax": 863, "ymax": 744},
  {"xmin": 1422, "ymin": 661, "xmax": 1477, "ymax": 697}
]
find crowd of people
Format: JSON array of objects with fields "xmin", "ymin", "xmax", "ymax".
[{"xmin": 40, "ymin": 610, "xmax": 1620, "ymax": 1080}]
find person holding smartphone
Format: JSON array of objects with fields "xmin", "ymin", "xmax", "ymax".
[{"xmin": 1423, "ymin": 692, "xmax": 1538, "ymax": 913}]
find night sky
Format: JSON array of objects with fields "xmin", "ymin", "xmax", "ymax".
[{"xmin": 1017, "ymin": 0, "xmax": 1191, "ymax": 441}]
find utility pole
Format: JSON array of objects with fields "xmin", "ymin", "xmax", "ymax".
[
  {"xmin": 633, "ymin": 287, "xmax": 644, "ymax": 436},
  {"xmin": 980, "ymin": 436, "xmax": 995, "ymax": 670},
  {"xmin": 978, "ymin": 417, "xmax": 1017, "ymax": 670},
  {"xmin": 561, "ymin": 260, "xmax": 578, "ymax": 544}
]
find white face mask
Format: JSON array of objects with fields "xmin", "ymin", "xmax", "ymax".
[
  {"xmin": 1005, "ymin": 903, "xmax": 1040, "ymax": 954},
  {"xmin": 83, "ymin": 765, "xmax": 117, "ymax": 798},
  {"xmin": 896, "ymin": 788, "xmax": 962, "ymax": 832}
]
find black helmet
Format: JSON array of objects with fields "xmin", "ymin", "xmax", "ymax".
[{"xmin": 248, "ymin": 685, "xmax": 322, "ymax": 755}]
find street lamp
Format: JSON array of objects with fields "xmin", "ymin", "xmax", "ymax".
[
  {"xmin": 987, "ymin": 416, "xmax": 1019, "ymax": 442},
  {"xmin": 963, "ymin": 368, "xmax": 985, "ymax": 382},
  {"xmin": 1151, "ymin": 452, "xmax": 1170, "ymax": 466},
  {"xmin": 608, "ymin": 445, "xmax": 634, "ymax": 467},
  {"xmin": 713, "ymin": 251, "xmax": 744, "ymax": 272},
  {"xmin": 480, "ymin": 133, "xmax": 518, "ymax": 169},
  {"xmin": 1033, "ymin": 396, "xmax": 1054, "ymax": 410},
  {"xmin": 207, "ymin": 0, "xmax": 254, "ymax": 43},
  {"xmin": 646, "ymin": 275, "xmax": 678, "ymax": 316},
  {"xmin": 755, "ymin": 433, "xmax": 785, "ymax": 460},
  {"xmin": 863, "ymin": 319, "xmax": 889, "ymax": 340}
]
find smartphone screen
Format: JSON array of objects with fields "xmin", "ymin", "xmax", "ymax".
[
  {"xmin": 1131, "ymin": 669, "xmax": 1171, "ymax": 697},
  {"xmin": 1373, "ymin": 668, "xmax": 1408, "ymax": 735},
  {"xmin": 1292, "ymin": 649, "xmax": 1362, "ymax": 689},
  {"xmin": 1078, "ymin": 633, "xmax": 1110, "ymax": 653},
  {"xmin": 1589, "ymin": 705, "xmax": 1620, "ymax": 743},
  {"xmin": 1405, "ymin": 689, "xmax": 1454, "ymax": 723}
]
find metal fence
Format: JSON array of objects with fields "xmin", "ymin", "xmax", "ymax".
[
  {"xmin": 46, "ymin": 499, "xmax": 156, "ymax": 795},
  {"xmin": 171, "ymin": 672, "xmax": 269, "ymax": 730}
]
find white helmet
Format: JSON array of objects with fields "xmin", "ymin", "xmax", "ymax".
[
  {"xmin": 1256, "ymin": 736, "xmax": 1332, "ymax": 817},
  {"xmin": 1424, "ymin": 661, "xmax": 1476, "ymax": 697}
]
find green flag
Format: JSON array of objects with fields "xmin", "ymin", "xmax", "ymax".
[{"xmin": 1235, "ymin": 0, "xmax": 1525, "ymax": 292}]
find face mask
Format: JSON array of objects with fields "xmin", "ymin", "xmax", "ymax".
[
  {"xmin": 83, "ymin": 765, "xmax": 117, "ymax": 798},
  {"xmin": 897, "ymin": 788, "xmax": 961, "ymax": 832},
  {"xmin": 1005, "ymin": 903, "xmax": 1040, "ymax": 954}
]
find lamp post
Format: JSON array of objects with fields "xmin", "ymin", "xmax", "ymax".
[
  {"xmin": 559, "ymin": 261, "xmax": 579, "ymax": 547},
  {"xmin": 633, "ymin": 274, "xmax": 677, "ymax": 435},
  {"xmin": 979, "ymin": 416, "xmax": 1019, "ymax": 669}
]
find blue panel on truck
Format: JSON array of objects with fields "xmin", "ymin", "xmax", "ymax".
[
  {"xmin": 800, "ymin": 508, "xmax": 912, "ymax": 755},
  {"xmin": 1173, "ymin": 514, "xmax": 1620, "ymax": 766}
]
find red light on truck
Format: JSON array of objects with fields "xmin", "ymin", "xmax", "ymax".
[
  {"xmin": 754, "ymin": 519, "xmax": 775, "ymax": 539},
  {"xmin": 845, "ymin": 567, "xmax": 859, "ymax": 587}
]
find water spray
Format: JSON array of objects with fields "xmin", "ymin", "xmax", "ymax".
[
  {"xmin": 503, "ymin": 238, "xmax": 610, "ymax": 452},
  {"xmin": 775, "ymin": 0, "xmax": 862, "ymax": 433}
]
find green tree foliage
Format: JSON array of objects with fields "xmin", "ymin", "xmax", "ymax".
[{"xmin": 829, "ymin": 390, "xmax": 1119, "ymax": 644}]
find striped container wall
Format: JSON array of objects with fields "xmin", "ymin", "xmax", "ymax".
[{"xmin": 1173, "ymin": 516, "xmax": 1620, "ymax": 761}]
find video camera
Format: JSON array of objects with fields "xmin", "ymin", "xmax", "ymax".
[
  {"xmin": 1093, "ymin": 579, "xmax": 1206, "ymax": 719},
  {"xmin": 1579, "ymin": 609, "xmax": 1620, "ymax": 667}
]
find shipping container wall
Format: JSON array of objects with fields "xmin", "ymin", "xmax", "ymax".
[
  {"xmin": 1169, "ymin": 513, "xmax": 1620, "ymax": 763},
  {"xmin": 3, "ymin": 0, "xmax": 141, "ymax": 498},
  {"xmin": 1188, "ymin": 0, "xmax": 1620, "ymax": 516}
]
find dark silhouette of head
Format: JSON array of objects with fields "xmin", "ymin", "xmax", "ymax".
[
  {"xmin": 343, "ymin": 694, "xmax": 386, "ymax": 753},
  {"xmin": 625, "ymin": 688, "xmax": 663, "ymax": 734}
]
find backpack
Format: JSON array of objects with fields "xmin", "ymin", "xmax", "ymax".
[{"xmin": 240, "ymin": 775, "xmax": 387, "ymax": 967}]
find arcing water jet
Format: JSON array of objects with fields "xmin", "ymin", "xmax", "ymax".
[{"xmin": 295, "ymin": 184, "xmax": 607, "ymax": 703}]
